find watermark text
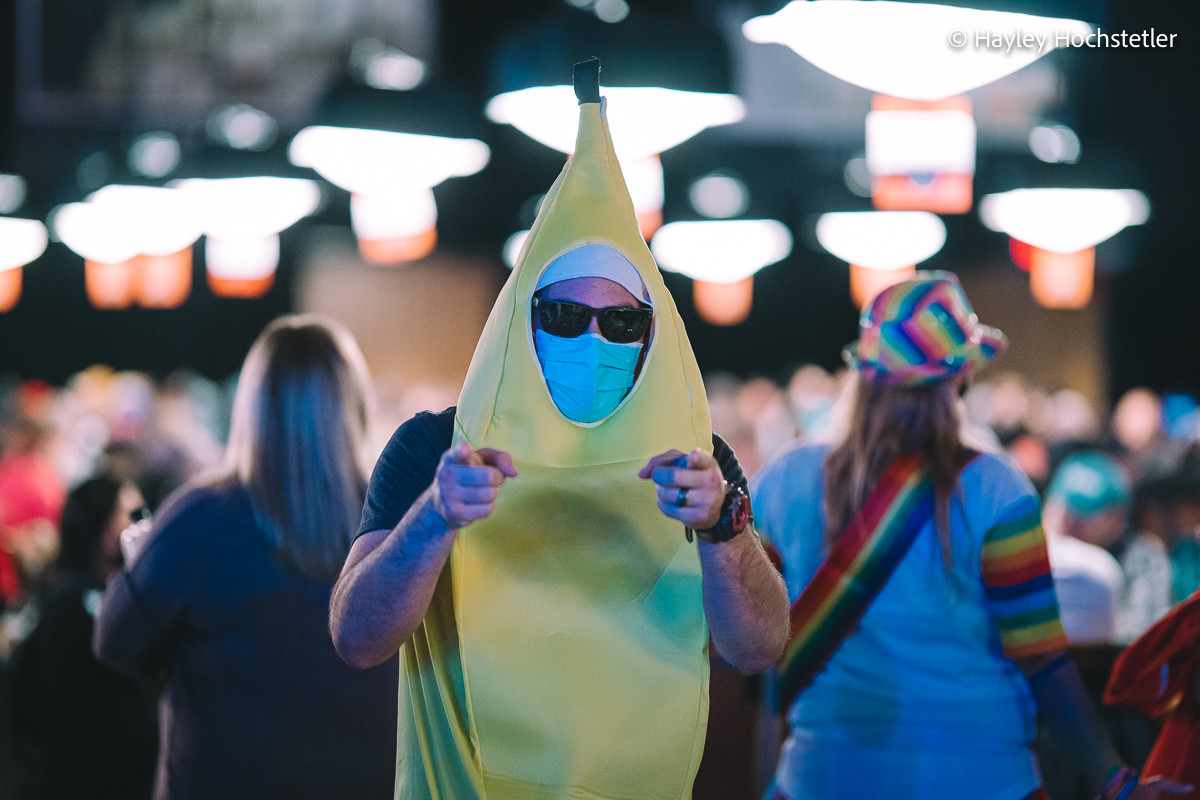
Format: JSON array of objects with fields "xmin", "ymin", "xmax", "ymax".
[{"xmin": 947, "ymin": 28, "xmax": 1177, "ymax": 54}]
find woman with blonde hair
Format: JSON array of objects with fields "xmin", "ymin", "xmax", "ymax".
[
  {"xmin": 752, "ymin": 273, "xmax": 1188, "ymax": 800},
  {"xmin": 95, "ymin": 314, "xmax": 397, "ymax": 800}
]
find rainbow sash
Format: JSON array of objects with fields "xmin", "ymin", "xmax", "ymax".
[{"xmin": 778, "ymin": 452, "xmax": 934, "ymax": 710}]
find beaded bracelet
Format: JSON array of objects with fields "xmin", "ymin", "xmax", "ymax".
[{"xmin": 1098, "ymin": 765, "xmax": 1139, "ymax": 800}]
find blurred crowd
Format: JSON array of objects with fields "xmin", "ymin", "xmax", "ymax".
[
  {"xmin": 5, "ymin": 361, "xmax": 1200, "ymax": 644},
  {"xmin": 0, "ymin": 364, "xmax": 467, "ymax": 644},
  {"xmin": 2, "ymin": 358, "xmax": 1200, "ymax": 798},
  {"xmin": 713, "ymin": 366, "xmax": 1200, "ymax": 606}
]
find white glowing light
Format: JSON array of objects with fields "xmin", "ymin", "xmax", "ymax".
[
  {"xmin": 128, "ymin": 132, "xmax": 182, "ymax": 179},
  {"xmin": 1029, "ymin": 124, "xmax": 1082, "ymax": 164},
  {"xmin": 593, "ymin": 0, "xmax": 630, "ymax": 23},
  {"xmin": 89, "ymin": 185, "xmax": 203, "ymax": 256},
  {"xmin": 351, "ymin": 40, "xmax": 427, "ymax": 91},
  {"xmin": 289, "ymin": 126, "xmax": 490, "ymax": 195},
  {"xmin": 206, "ymin": 235, "xmax": 280, "ymax": 280},
  {"xmin": 980, "ymin": 188, "xmax": 1150, "ymax": 253},
  {"xmin": 651, "ymin": 220, "xmax": 792, "ymax": 283},
  {"xmin": 689, "ymin": 173, "xmax": 750, "ymax": 219},
  {"xmin": 866, "ymin": 110, "xmax": 976, "ymax": 175},
  {"xmin": 52, "ymin": 202, "xmax": 139, "ymax": 263},
  {"xmin": 816, "ymin": 211, "xmax": 946, "ymax": 270},
  {"xmin": 503, "ymin": 230, "xmax": 531, "ymax": 269},
  {"xmin": 365, "ymin": 51, "xmax": 427, "ymax": 91},
  {"xmin": 0, "ymin": 174, "xmax": 28, "ymax": 214},
  {"xmin": 54, "ymin": 185, "xmax": 202, "ymax": 263},
  {"xmin": 207, "ymin": 105, "xmax": 279, "ymax": 151},
  {"xmin": 486, "ymin": 86, "xmax": 745, "ymax": 159},
  {"xmin": 743, "ymin": 0, "xmax": 1092, "ymax": 101},
  {"xmin": 623, "ymin": 155, "xmax": 665, "ymax": 219},
  {"xmin": 0, "ymin": 218, "xmax": 48, "ymax": 271},
  {"xmin": 350, "ymin": 188, "xmax": 437, "ymax": 241},
  {"xmin": 171, "ymin": 177, "xmax": 320, "ymax": 240}
]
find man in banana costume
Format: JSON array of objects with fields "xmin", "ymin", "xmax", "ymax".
[{"xmin": 330, "ymin": 60, "xmax": 789, "ymax": 800}]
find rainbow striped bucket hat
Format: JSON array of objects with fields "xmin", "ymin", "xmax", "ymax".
[{"xmin": 845, "ymin": 271, "xmax": 1007, "ymax": 386}]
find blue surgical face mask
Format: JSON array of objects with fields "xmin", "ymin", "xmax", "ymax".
[{"xmin": 534, "ymin": 329, "xmax": 644, "ymax": 424}]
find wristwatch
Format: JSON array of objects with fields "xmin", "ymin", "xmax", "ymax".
[{"xmin": 689, "ymin": 482, "xmax": 751, "ymax": 544}]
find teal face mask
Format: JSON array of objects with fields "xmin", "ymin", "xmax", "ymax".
[{"xmin": 534, "ymin": 329, "xmax": 643, "ymax": 424}]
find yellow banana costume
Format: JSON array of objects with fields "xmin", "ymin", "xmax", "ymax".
[{"xmin": 396, "ymin": 61, "xmax": 713, "ymax": 800}]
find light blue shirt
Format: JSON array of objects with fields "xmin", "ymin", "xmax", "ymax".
[{"xmin": 753, "ymin": 442, "xmax": 1044, "ymax": 800}]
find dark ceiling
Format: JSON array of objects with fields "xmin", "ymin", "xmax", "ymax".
[{"xmin": 0, "ymin": 0, "xmax": 1196, "ymax": 402}]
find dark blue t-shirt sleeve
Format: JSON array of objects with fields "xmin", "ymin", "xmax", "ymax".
[{"xmin": 356, "ymin": 407, "xmax": 456, "ymax": 539}]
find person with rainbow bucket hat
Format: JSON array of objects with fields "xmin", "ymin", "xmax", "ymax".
[
  {"xmin": 751, "ymin": 272, "xmax": 1190, "ymax": 800},
  {"xmin": 329, "ymin": 60, "xmax": 789, "ymax": 800}
]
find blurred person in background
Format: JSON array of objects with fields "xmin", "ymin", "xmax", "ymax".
[
  {"xmin": 1108, "ymin": 388, "xmax": 1189, "ymax": 508},
  {"xmin": 1042, "ymin": 390, "xmax": 1103, "ymax": 456},
  {"xmin": 1043, "ymin": 451, "xmax": 1172, "ymax": 645},
  {"xmin": 987, "ymin": 372, "xmax": 1036, "ymax": 448},
  {"xmin": 751, "ymin": 272, "xmax": 1187, "ymax": 800},
  {"xmin": 93, "ymin": 315, "xmax": 399, "ymax": 800},
  {"xmin": 961, "ymin": 378, "xmax": 1054, "ymax": 491},
  {"xmin": 1039, "ymin": 453, "xmax": 1164, "ymax": 799},
  {"xmin": 785, "ymin": 364, "xmax": 838, "ymax": 444},
  {"xmin": 1111, "ymin": 388, "xmax": 1165, "ymax": 467},
  {"xmin": 741, "ymin": 376, "xmax": 800, "ymax": 472},
  {"xmin": 1043, "ymin": 521, "xmax": 1122, "ymax": 651},
  {"xmin": 11, "ymin": 474, "xmax": 158, "ymax": 800},
  {"xmin": 0, "ymin": 415, "xmax": 66, "ymax": 612},
  {"xmin": 1134, "ymin": 446, "xmax": 1200, "ymax": 602}
]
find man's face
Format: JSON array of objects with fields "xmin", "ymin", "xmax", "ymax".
[
  {"xmin": 1065, "ymin": 508, "xmax": 1127, "ymax": 550},
  {"xmin": 533, "ymin": 275, "xmax": 653, "ymax": 356},
  {"xmin": 531, "ymin": 275, "xmax": 655, "ymax": 423},
  {"xmin": 538, "ymin": 277, "xmax": 640, "ymax": 332}
]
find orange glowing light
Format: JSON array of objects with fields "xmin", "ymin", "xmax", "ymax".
[
  {"xmin": 693, "ymin": 277, "xmax": 753, "ymax": 326},
  {"xmin": 357, "ymin": 227, "xmax": 438, "ymax": 265},
  {"xmin": 0, "ymin": 269, "xmax": 21, "ymax": 312},
  {"xmin": 850, "ymin": 263, "xmax": 916, "ymax": 308},
  {"xmin": 871, "ymin": 174, "xmax": 973, "ymax": 215},
  {"xmin": 204, "ymin": 234, "xmax": 280, "ymax": 298},
  {"xmin": 85, "ymin": 260, "xmax": 137, "ymax": 309},
  {"xmin": 135, "ymin": 248, "xmax": 192, "ymax": 308},
  {"xmin": 871, "ymin": 94, "xmax": 972, "ymax": 114},
  {"xmin": 1029, "ymin": 246, "xmax": 1094, "ymax": 309},
  {"xmin": 207, "ymin": 272, "xmax": 275, "ymax": 299}
]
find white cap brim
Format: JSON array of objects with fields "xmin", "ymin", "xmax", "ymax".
[{"xmin": 535, "ymin": 243, "xmax": 651, "ymax": 305}]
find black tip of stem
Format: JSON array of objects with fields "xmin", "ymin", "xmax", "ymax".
[{"xmin": 573, "ymin": 57, "xmax": 601, "ymax": 104}]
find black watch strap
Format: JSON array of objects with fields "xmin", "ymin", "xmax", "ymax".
[{"xmin": 688, "ymin": 483, "xmax": 751, "ymax": 544}]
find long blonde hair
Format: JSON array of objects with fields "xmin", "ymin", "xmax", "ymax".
[
  {"xmin": 823, "ymin": 376, "xmax": 967, "ymax": 566},
  {"xmin": 219, "ymin": 314, "xmax": 372, "ymax": 582}
]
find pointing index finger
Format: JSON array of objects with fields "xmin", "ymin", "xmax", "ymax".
[{"xmin": 474, "ymin": 447, "xmax": 518, "ymax": 478}]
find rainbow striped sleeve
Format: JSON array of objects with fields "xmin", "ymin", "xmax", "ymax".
[{"xmin": 980, "ymin": 495, "xmax": 1068, "ymax": 660}]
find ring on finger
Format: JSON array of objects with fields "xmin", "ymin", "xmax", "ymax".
[{"xmin": 676, "ymin": 487, "xmax": 688, "ymax": 507}]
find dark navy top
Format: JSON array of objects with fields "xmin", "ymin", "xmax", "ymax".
[{"xmin": 94, "ymin": 482, "xmax": 399, "ymax": 800}]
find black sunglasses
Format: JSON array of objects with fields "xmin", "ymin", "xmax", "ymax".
[{"xmin": 533, "ymin": 297, "xmax": 653, "ymax": 344}]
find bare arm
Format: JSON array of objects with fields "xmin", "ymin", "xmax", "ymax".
[
  {"xmin": 1019, "ymin": 651, "xmax": 1192, "ymax": 799},
  {"xmin": 641, "ymin": 448, "xmax": 790, "ymax": 672},
  {"xmin": 696, "ymin": 526, "xmax": 790, "ymax": 671},
  {"xmin": 329, "ymin": 444, "xmax": 517, "ymax": 669}
]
